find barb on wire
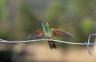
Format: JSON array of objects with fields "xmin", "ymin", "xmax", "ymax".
[{"xmin": 87, "ymin": 34, "xmax": 96, "ymax": 55}]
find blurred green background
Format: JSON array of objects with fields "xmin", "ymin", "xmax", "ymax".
[
  {"xmin": 0, "ymin": 0, "xmax": 96, "ymax": 62},
  {"xmin": 0, "ymin": 0, "xmax": 95, "ymax": 42}
]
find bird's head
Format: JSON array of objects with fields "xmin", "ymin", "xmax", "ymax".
[{"xmin": 39, "ymin": 21, "xmax": 50, "ymax": 33}]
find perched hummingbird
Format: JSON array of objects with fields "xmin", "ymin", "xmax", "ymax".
[{"xmin": 27, "ymin": 21, "xmax": 74, "ymax": 49}]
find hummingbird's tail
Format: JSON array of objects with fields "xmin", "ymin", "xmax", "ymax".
[{"xmin": 48, "ymin": 41, "xmax": 56, "ymax": 49}]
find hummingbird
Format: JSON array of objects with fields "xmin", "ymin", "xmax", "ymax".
[{"xmin": 27, "ymin": 21, "xmax": 74, "ymax": 49}]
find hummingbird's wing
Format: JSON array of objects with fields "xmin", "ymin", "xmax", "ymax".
[
  {"xmin": 52, "ymin": 29, "xmax": 74, "ymax": 38},
  {"xmin": 27, "ymin": 29, "xmax": 44, "ymax": 40}
]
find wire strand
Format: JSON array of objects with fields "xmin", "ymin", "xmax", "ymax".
[
  {"xmin": 0, "ymin": 34, "xmax": 96, "ymax": 45},
  {"xmin": 0, "ymin": 34, "xmax": 96, "ymax": 55},
  {"xmin": 0, "ymin": 39, "xmax": 96, "ymax": 45}
]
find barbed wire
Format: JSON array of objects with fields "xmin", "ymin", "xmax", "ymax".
[
  {"xmin": 0, "ymin": 34, "xmax": 96, "ymax": 55},
  {"xmin": 0, "ymin": 39, "xmax": 87, "ymax": 45},
  {"xmin": 0, "ymin": 34, "xmax": 96, "ymax": 45}
]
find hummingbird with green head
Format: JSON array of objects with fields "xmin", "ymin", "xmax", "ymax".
[{"xmin": 27, "ymin": 21, "xmax": 74, "ymax": 49}]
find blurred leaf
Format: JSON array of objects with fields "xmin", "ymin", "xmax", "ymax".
[{"xmin": 80, "ymin": 18, "xmax": 93, "ymax": 34}]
